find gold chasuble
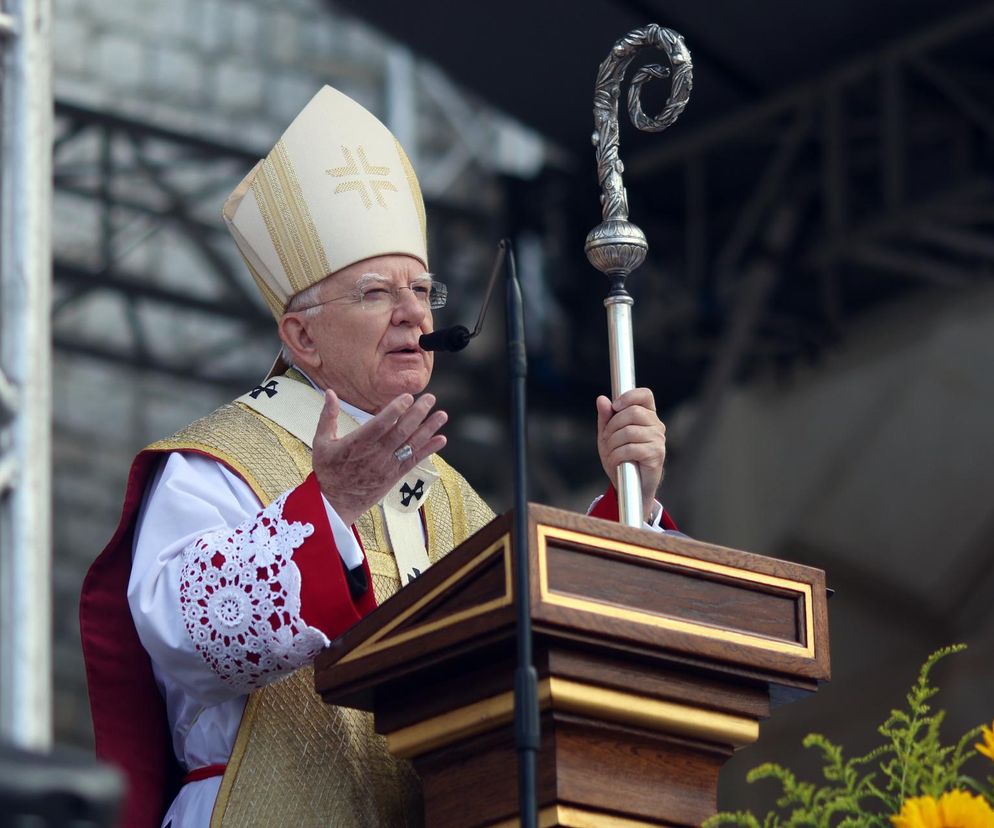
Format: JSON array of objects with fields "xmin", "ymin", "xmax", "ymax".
[{"xmin": 145, "ymin": 380, "xmax": 493, "ymax": 827}]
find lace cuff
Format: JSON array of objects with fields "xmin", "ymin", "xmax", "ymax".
[{"xmin": 179, "ymin": 489, "xmax": 328, "ymax": 692}]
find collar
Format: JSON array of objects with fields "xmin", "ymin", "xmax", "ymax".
[{"xmin": 290, "ymin": 367, "xmax": 372, "ymax": 425}]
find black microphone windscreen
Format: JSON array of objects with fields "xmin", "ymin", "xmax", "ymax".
[{"xmin": 419, "ymin": 326, "xmax": 472, "ymax": 352}]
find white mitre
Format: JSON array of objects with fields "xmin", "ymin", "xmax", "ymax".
[{"xmin": 223, "ymin": 85, "xmax": 428, "ymax": 319}]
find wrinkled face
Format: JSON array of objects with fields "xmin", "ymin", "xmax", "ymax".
[{"xmin": 281, "ymin": 254, "xmax": 435, "ymax": 413}]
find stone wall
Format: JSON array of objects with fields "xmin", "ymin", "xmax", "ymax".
[{"xmin": 55, "ymin": 0, "xmax": 387, "ymax": 148}]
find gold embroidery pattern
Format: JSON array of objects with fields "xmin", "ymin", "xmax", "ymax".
[
  {"xmin": 433, "ymin": 454, "xmax": 495, "ymax": 546},
  {"xmin": 357, "ymin": 506, "xmax": 403, "ymax": 604},
  {"xmin": 238, "ymin": 252, "xmax": 286, "ymax": 318},
  {"xmin": 251, "ymin": 408, "xmax": 314, "ymax": 481},
  {"xmin": 394, "ymin": 138, "xmax": 427, "ymax": 249},
  {"xmin": 151, "ymin": 378, "xmax": 491, "ymax": 827},
  {"xmin": 218, "ymin": 667, "xmax": 423, "ymax": 828},
  {"xmin": 326, "ymin": 145, "xmax": 398, "ymax": 210},
  {"xmin": 148, "ymin": 404, "xmax": 301, "ymax": 505},
  {"xmin": 252, "ymin": 139, "xmax": 330, "ymax": 295}
]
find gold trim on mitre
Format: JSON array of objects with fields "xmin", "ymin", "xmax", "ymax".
[{"xmin": 222, "ymin": 85, "xmax": 429, "ymax": 319}]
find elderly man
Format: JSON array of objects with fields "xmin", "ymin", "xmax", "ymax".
[{"xmin": 81, "ymin": 87, "xmax": 672, "ymax": 828}]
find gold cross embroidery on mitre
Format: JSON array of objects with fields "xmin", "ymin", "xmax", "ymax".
[{"xmin": 325, "ymin": 145, "xmax": 398, "ymax": 209}]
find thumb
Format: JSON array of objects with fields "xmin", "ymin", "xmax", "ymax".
[
  {"xmin": 316, "ymin": 389, "xmax": 340, "ymax": 442},
  {"xmin": 596, "ymin": 395, "xmax": 613, "ymax": 436}
]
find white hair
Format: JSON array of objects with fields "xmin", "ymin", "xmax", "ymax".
[{"xmin": 278, "ymin": 278, "xmax": 328, "ymax": 363}]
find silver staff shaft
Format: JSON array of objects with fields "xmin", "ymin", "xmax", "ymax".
[{"xmin": 605, "ymin": 296, "xmax": 643, "ymax": 526}]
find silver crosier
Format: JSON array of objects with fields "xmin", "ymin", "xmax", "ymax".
[{"xmin": 585, "ymin": 24, "xmax": 692, "ymax": 527}]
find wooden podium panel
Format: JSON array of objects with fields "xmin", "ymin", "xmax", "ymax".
[{"xmin": 315, "ymin": 505, "xmax": 830, "ymax": 827}]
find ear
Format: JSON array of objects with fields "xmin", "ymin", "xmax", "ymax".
[{"xmin": 278, "ymin": 312, "xmax": 322, "ymax": 372}]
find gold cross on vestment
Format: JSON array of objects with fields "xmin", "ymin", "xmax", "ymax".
[{"xmin": 325, "ymin": 145, "xmax": 398, "ymax": 209}]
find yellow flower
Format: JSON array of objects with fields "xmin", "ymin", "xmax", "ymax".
[
  {"xmin": 891, "ymin": 790, "xmax": 994, "ymax": 828},
  {"xmin": 977, "ymin": 721, "xmax": 994, "ymax": 762}
]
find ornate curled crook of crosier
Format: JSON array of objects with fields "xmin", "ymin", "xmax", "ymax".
[
  {"xmin": 586, "ymin": 25, "xmax": 693, "ymax": 287},
  {"xmin": 592, "ymin": 24, "xmax": 692, "ymax": 224}
]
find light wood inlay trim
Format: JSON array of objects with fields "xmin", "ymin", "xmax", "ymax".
[
  {"xmin": 386, "ymin": 677, "xmax": 758, "ymax": 759},
  {"xmin": 387, "ymin": 685, "xmax": 527, "ymax": 758},
  {"xmin": 488, "ymin": 804, "xmax": 666, "ymax": 827},
  {"xmin": 549, "ymin": 677, "xmax": 758, "ymax": 747},
  {"xmin": 537, "ymin": 524, "xmax": 816, "ymax": 658}
]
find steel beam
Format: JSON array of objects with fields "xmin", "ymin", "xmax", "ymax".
[
  {"xmin": 53, "ymin": 335, "xmax": 259, "ymax": 392},
  {"xmin": 913, "ymin": 222, "xmax": 994, "ymax": 261},
  {"xmin": 629, "ymin": 2, "xmax": 994, "ymax": 174},
  {"xmin": 713, "ymin": 109, "xmax": 812, "ymax": 285},
  {"xmin": 808, "ymin": 181, "xmax": 993, "ymax": 269},
  {"xmin": 53, "ymin": 262, "xmax": 271, "ymax": 325},
  {"xmin": 880, "ymin": 61, "xmax": 905, "ymax": 209},
  {"xmin": 847, "ymin": 243, "xmax": 975, "ymax": 288},
  {"xmin": 0, "ymin": 0, "xmax": 53, "ymax": 751},
  {"xmin": 911, "ymin": 56, "xmax": 994, "ymax": 140}
]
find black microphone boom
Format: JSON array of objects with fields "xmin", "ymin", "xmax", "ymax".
[
  {"xmin": 417, "ymin": 324, "xmax": 471, "ymax": 353},
  {"xmin": 418, "ymin": 242, "xmax": 506, "ymax": 353}
]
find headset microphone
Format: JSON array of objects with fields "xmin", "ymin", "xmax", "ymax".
[
  {"xmin": 418, "ymin": 241, "xmax": 506, "ymax": 353},
  {"xmin": 418, "ymin": 325, "xmax": 472, "ymax": 353}
]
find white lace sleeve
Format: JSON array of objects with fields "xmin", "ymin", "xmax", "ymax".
[{"xmin": 178, "ymin": 489, "xmax": 329, "ymax": 692}]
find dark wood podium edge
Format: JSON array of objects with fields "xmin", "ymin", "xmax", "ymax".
[
  {"xmin": 313, "ymin": 504, "xmax": 832, "ymax": 827},
  {"xmin": 315, "ymin": 508, "xmax": 517, "ymax": 700},
  {"xmin": 320, "ymin": 508, "xmax": 514, "ymax": 658},
  {"xmin": 315, "ymin": 503, "xmax": 830, "ymax": 710},
  {"xmin": 526, "ymin": 505, "xmax": 830, "ymax": 684}
]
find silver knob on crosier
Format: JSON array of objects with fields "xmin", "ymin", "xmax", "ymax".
[{"xmin": 585, "ymin": 25, "xmax": 693, "ymax": 527}]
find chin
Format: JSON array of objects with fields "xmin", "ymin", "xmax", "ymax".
[{"xmin": 377, "ymin": 370, "xmax": 432, "ymax": 403}]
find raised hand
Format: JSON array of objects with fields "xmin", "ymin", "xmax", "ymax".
[
  {"xmin": 313, "ymin": 389, "xmax": 447, "ymax": 526},
  {"xmin": 595, "ymin": 387, "xmax": 667, "ymax": 519}
]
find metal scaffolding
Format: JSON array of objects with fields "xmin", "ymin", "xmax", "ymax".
[
  {"xmin": 48, "ymin": 101, "xmax": 498, "ymax": 391},
  {"xmin": 619, "ymin": 2, "xmax": 994, "ymax": 500},
  {"xmin": 0, "ymin": 0, "xmax": 54, "ymax": 750},
  {"xmin": 46, "ymin": 3, "xmax": 994, "ymax": 521}
]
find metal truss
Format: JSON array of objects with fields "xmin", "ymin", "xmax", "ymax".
[
  {"xmin": 46, "ymin": 4, "xmax": 994, "ymax": 517},
  {"xmin": 50, "ymin": 100, "xmax": 501, "ymax": 393},
  {"xmin": 52, "ymin": 102, "xmax": 273, "ymax": 390},
  {"xmin": 613, "ymin": 2, "xmax": 994, "ymax": 493}
]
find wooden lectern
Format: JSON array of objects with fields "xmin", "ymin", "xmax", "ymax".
[{"xmin": 315, "ymin": 505, "xmax": 830, "ymax": 827}]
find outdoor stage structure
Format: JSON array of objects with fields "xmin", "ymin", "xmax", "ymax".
[
  {"xmin": 316, "ymin": 27, "xmax": 830, "ymax": 827},
  {"xmin": 44, "ymin": 2, "xmax": 994, "ymax": 527}
]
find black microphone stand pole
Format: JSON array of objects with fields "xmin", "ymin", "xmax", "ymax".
[
  {"xmin": 418, "ymin": 238, "xmax": 537, "ymax": 823},
  {"xmin": 504, "ymin": 239, "xmax": 538, "ymax": 828}
]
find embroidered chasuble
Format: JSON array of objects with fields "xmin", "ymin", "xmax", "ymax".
[{"xmin": 143, "ymin": 378, "xmax": 494, "ymax": 827}]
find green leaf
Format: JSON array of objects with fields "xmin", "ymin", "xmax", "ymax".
[{"xmin": 708, "ymin": 644, "xmax": 994, "ymax": 827}]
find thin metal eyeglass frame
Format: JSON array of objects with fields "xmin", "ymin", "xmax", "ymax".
[{"xmin": 293, "ymin": 273, "xmax": 447, "ymax": 312}]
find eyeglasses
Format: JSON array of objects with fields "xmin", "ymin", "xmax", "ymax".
[{"xmin": 297, "ymin": 273, "xmax": 447, "ymax": 312}]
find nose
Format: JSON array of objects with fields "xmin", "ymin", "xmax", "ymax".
[{"xmin": 391, "ymin": 285, "xmax": 429, "ymax": 326}]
